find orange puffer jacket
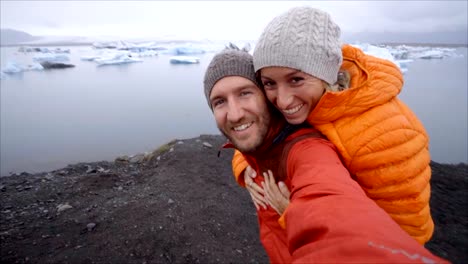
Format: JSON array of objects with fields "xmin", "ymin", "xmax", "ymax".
[{"xmin": 232, "ymin": 44, "xmax": 434, "ymax": 244}]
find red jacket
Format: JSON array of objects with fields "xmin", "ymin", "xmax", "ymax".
[{"xmin": 233, "ymin": 127, "xmax": 446, "ymax": 263}]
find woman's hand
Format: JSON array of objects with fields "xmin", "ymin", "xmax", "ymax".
[
  {"xmin": 244, "ymin": 165, "xmax": 267, "ymax": 210},
  {"xmin": 262, "ymin": 170, "xmax": 290, "ymax": 215}
]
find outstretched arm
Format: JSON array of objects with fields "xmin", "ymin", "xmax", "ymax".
[{"xmin": 284, "ymin": 138, "xmax": 447, "ymax": 263}]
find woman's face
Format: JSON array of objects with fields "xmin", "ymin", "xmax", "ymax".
[{"xmin": 260, "ymin": 67, "xmax": 326, "ymax": 124}]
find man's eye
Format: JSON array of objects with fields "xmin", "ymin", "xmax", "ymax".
[
  {"xmin": 240, "ymin": 91, "xmax": 252, "ymax": 96},
  {"xmin": 212, "ymin": 99, "xmax": 224, "ymax": 108}
]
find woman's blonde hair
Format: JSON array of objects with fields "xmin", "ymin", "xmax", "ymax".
[{"xmin": 324, "ymin": 70, "xmax": 351, "ymax": 92}]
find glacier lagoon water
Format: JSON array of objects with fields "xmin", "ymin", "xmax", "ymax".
[{"xmin": 1, "ymin": 46, "xmax": 467, "ymax": 175}]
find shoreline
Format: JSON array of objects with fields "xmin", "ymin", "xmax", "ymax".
[{"xmin": 2, "ymin": 141, "xmax": 467, "ymax": 178}]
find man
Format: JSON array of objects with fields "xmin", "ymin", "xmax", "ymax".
[{"xmin": 203, "ymin": 48, "xmax": 447, "ymax": 263}]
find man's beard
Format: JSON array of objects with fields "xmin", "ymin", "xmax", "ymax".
[{"xmin": 219, "ymin": 112, "xmax": 270, "ymax": 154}]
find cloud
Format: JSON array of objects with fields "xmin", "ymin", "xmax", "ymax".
[{"xmin": 1, "ymin": 1, "xmax": 466, "ymax": 40}]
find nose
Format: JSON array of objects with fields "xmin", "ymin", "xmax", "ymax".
[
  {"xmin": 226, "ymin": 99, "xmax": 244, "ymax": 123},
  {"xmin": 276, "ymin": 85, "xmax": 293, "ymax": 110}
]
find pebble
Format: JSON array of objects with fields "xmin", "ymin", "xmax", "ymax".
[
  {"xmin": 45, "ymin": 173, "xmax": 54, "ymax": 180},
  {"xmin": 203, "ymin": 142, "xmax": 213, "ymax": 148},
  {"xmin": 87, "ymin": 223, "xmax": 96, "ymax": 231},
  {"xmin": 57, "ymin": 203, "xmax": 73, "ymax": 212},
  {"xmin": 130, "ymin": 154, "xmax": 145, "ymax": 164},
  {"xmin": 168, "ymin": 199, "xmax": 174, "ymax": 204}
]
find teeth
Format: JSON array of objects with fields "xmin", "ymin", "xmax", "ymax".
[
  {"xmin": 283, "ymin": 104, "xmax": 303, "ymax": 115},
  {"xmin": 233, "ymin": 122, "xmax": 253, "ymax": 131}
]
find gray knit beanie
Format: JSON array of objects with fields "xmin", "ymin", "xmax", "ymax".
[
  {"xmin": 253, "ymin": 6, "xmax": 342, "ymax": 85},
  {"xmin": 204, "ymin": 49, "xmax": 260, "ymax": 109}
]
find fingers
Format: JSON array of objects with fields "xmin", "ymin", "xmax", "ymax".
[
  {"xmin": 251, "ymin": 191, "xmax": 267, "ymax": 210},
  {"xmin": 278, "ymin": 181, "xmax": 291, "ymax": 199},
  {"xmin": 245, "ymin": 175, "xmax": 265, "ymax": 196},
  {"xmin": 245, "ymin": 172, "xmax": 267, "ymax": 210},
  {"xmin": 249, "ymin": 193, "xmax": 259, "ymax": 211},
  {"xmin": 262, "ymin": 171, "xmax": 290, "ymax": 215},
  {"xmin": 245, "ymin": 165, "xmax": 257, "ymax": 178}
]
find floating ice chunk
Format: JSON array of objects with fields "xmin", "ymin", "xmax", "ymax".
[
  {"xmin": 53, "ymin": 48, "xmax": 71, "ymax": 54},
  {"xmin": 396, "ymin": 59, "xmax": 413, "ymax": 67},
  {"xmin": 130, "ymin": 50, "xmax": 159, "ymax": 57},
  {"xmin": 412, "ymin": 50, "xmax": 445, "ymax": 59},
  {"xmin": 388, "ymin": 45, "xmax": 462, "ymax": 60},
  {"xmin": 351, "ymin": 43, "xmax": 408, "ymax": 73},
  {"xmin": 93, "ymin": 41, "xmax": 120, "ymax": 49},
  {"xmin": 95, "ymin": 53, "xmax": 142, "ymax": 66},
  {"xmin": 81, "ymin": 55, "xmax": 100, "ymax": 61},
  {"xmin": 24, "ymin": 63, "xmax": 44, "ymax": 71},
  {"xmin": 24, "ymin": 47, "xmax": 50, "ymax": 53},
  {"xmin": 2, "ymin": 62, "xmax": 24, "ymax": 73},
  {"xmin": 169, "ymin": 56, "xmax": 200, "ymax": 64},
  {"xmin": 2, "ymin": 61, "xmax": 44, "ymax": 74},
  {"xmin": 352, "ymin": 44, "xmax": 398, "ymax": 64},
  {"xmin": 117, "ymin": 41, "xmax": 165, "ymax": 52},
  {"xmin": 33, "ymin": 53, "xmax": 70, "ymax": 62},
  {"xmin": 39, "ymin": 61, "xmax": 74, "ymax": 69},
  {"xmin": 165, "ymin": 46, "xmax": 205, "ymax": 55}
]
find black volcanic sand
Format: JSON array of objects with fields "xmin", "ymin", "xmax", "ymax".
[{"xmin": 1, "ymin": 135, "xmax": 467, "ymax": 263}]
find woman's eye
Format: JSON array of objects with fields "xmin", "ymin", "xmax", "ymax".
[
  {"xmin": 291, "ymin": 77, "xmax": 304, "ymax": 84},
  {"xmin": 262, "ymin": 80, "xmax": 275, "ymax": 88}
]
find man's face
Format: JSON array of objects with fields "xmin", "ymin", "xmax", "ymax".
[{"xmin": 210, "ymin": 76, "xmax": 270, "ymax": 153}]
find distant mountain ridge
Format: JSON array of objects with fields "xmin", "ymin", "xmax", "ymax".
[{"xmin": 0, "ymin": 28, "xmax": 41, "ymax": 46}]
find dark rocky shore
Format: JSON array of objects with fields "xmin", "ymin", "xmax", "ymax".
[{"xmin": 0, "ymin": 135, "xmax": 467, "ymax": 264}]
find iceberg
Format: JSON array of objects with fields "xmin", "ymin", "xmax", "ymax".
[
  {"xmin": 33, "ymin": 53, "xmax": 70, "ymax": 62},
  {"xmin": 164, "ymin": 46, "xmax": 205, "ymax": 55},
  {"xmin": 39, "ymin": 61, "xmax": 75, "ymax": 69},
  {"xmin": 53, "ymin": 48, "xmax": 71, "ymax": 54},
  {"xmin": 387, "ymin": 45, "xmax": 462, "ymax": 60},
  {"xmin": 2, "ymin": 62, "xmax": 23, "ymax": 73},
  {"xmin": 2, "ymin": 61, "xmax": 44, "ymax": 74},
  {"xmin": 412, "ymin": 50, "xmax": 445, "ymax": 59},
  {"xmin": 169, "ymin": 56, "xmax": 200, "ymax": 64},
  {"xmin": 95, "ymin": 53, "xmax": 142, "ymax": 66},
  {"xmin": 92, "ymin": 41, "xmax": 120, "ymax": 49},
  {"xmin": 117, "ymin": 41, "xmax": 166, "ymax": 52},
  {"xmin": 18, "ymin": 46, "xmax": 70, "ymax": 54},
  {"xmin": 81, "ymin": 55, "xmax": 101, "ymax": 61},
  {"xmin": 130, "ymin": 50, "xmax": 159, "ymax": 57},
  {"xmin": 18, "ymin": 46, "xmax": 50, "ymax": 53},
  {"xmin": 351, "ymin": 43, "xmax": 408, "ymax": 73}
]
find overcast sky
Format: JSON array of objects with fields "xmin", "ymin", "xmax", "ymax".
[{"xmin": 1, "ymin": 1, "xmax": 467, "ymax": 40}]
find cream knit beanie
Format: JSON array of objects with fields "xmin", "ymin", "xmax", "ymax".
[{"xmin": 253, "ymin": 6, "xmax": 343, "ymax": 85}]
